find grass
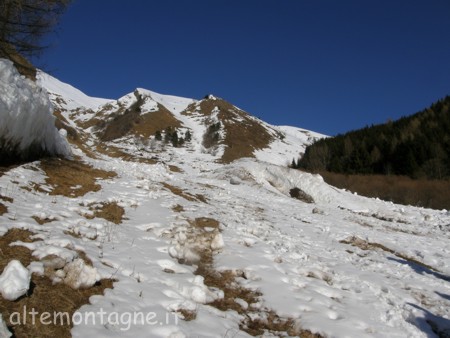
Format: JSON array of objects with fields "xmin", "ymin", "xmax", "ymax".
[
  {"xmin": 0, "ymin": 203, "xmax": 6, "ymax": 216},
  {"xmin": 36, "ymin": 158, "xmax": 116, "ymax": 198},
  {"xmin": 86, "ymin": 201, "xmax": 125, "ymax": 224},
  {"xmin": 340, "ymin": 236, "xmax": 440, "ymax": 273},
  {"xmin": 0, "ymin": 229, "xmax": 114, "ymax": 338},
  {"xmin": 318, "ymin": 171, "xmax": 450, "ymax": 210},
  {"xmin": 162, "ymin": 183, "xmax": 208, "ymax": 203}
]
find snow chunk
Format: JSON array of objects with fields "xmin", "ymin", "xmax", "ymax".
[
  {"xmin": 0, "ymin": 58, "xmax": 71, "ymax": 160},
  {"xmin": 0, "ymin": 314, "xmax": 12, "ymax": 338},
  {"xmin": 63, "ymin": 258, "xmax": 99, "ymax": 289},
  {"xmin": 211, "ymin": 233, "xmax": 224, "ymax": 250},
  {"xmin": 0, "ymin": 260, "xmax": 31, "ymax": 301}
]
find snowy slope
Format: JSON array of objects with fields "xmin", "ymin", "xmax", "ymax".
[
  {"xmin": 2, "ymin": 71, "xmax": 449, "ymax": 338},
  {"xmin": 136, "ymin": 88, "xmax": 195, "ymax": 115},
  {"xmin": 37, "ymin": 71, "xmax": 112, "ymax": 111}
]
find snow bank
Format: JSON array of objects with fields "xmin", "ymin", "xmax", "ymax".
[
  {"xmin": 0, "ymin": 260, "xmax": 31, "ymax": 301},
  {"xmin": 0, "ymin": 314, "xmax": 12, "ymax": 338},
  {"xmin": 0, "ymin": 58, "xmax": 71, "ymax": 162}
]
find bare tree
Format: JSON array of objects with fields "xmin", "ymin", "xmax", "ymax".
[{"xmin": 0, "ymin": 0, "xmax": 70, "ymax": 78}]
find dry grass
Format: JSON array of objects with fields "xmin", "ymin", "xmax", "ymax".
[
  {"xmin": 95, "ymin": 144, "xmax": 158, "ymax": 165},
  {"xmin": 0, "ymin": 203, "xmax": 6, "ymax": 216},
  {"xmin": 0, "ymin": 228, "xmax": 114, "ymax": 338},
  {"xmin": 172, "ymin": 204, "xmax": 184, "ymax": 213},
  {"xmin": 162, "ymin": 183, "xmax": 208, "ymax": 203},
  {"xmin": 87, "ymin": 201, "xmax": 125, "ymax": 224},
  {"xmin": 188, "ymin": 217, "xmax": 220, "ymax": 229},
  {"xmin": 318, "ymin": 171, "xmax": 450, "ymax": 210},
  {"xmin": 99, "ymin": 98, "xmax": 181, "ymax": 141},
  {"xmin": 36, "ymin": 158, "xmax": 116, "ymax": 198},
  {"xmin": 340, "ymin": 236, "xmax": 439, "ymax": 273},
  {"xmin": 31, "ymin": 215, "xmax": 55, "ymax": 225}
]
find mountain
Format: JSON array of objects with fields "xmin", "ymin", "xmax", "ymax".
[
  {"xmin": 1, "ymin": 68, "xmax": 450, "ymax": 338},
  {"xmin": 37, "ymin": 72, "xmax": 324, "ymax": 167}
]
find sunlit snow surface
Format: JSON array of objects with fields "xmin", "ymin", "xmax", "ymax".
[
  {"xmin": 0, "ymin": 71, "xmax": 449, "ymax": 337},
  {"xmin": 0, "ymin": 59, "xmax": 71, "ymax": 158}
]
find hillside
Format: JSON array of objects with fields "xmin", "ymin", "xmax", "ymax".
[
  {"xmin": 297, "ymin": 96, "xmax": 450, "ymax": 179},
  {"xmin": 0, "ymin": 67, "xmax": 450, "ymax": 338}
]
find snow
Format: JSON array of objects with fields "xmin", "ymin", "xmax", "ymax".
[
  {"xmin": 37, "ymin": 71, "xmax": 112, "ymax": 111},
  {"xmin": 64, "ymin": 258, "xmax": 100, "ymax": 289},
  {"xmin": 0, "ymin": 58, "xmax": 71, "ymax": 159},
  {"xmin": 136, "ymin": 88, "xmax": 195, "ymax": 115},
  {"xmin": 0, "ymin": 314, "xmax": 11, "ymax": 338},
  {"xmin": 1, "ymin": 68, "xmax": 450, "ymax": 337},
  {"xmin": 0, "ymin": 260, "xmax": 31, "ymax": 301}
]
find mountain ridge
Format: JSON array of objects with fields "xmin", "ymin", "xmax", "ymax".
[{"xmin": 38, "ymin": 71, "xmax": 325, "ymax": 166}]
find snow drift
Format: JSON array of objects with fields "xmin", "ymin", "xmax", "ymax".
[{"xmin": 0, "ymin": 58, "xmax": 71, "ymax": 163}]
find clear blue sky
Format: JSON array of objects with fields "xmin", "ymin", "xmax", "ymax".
[{"xmin": 37, "ymin": 0, "xmax": 450, "ymax": 136}]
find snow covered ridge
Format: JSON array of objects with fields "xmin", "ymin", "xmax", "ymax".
[{"xmin": 0, "ymin": 59, "xmax": 71, "ymax": 163}]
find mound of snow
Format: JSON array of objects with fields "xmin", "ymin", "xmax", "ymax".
[
  {"xmin": 0, "ymin": 58, "xmax": 71, "ymax": 161},
  {"xmin": 63, "ymin": 258, "xmax": 99, "ymax": 289},
  {"xmin": 0, "ymin": 260, "xmax": 31, "ymax": 301},
  {"xmin": 0, "ymin": 314, "xmax": 12, "ymax": 338}
]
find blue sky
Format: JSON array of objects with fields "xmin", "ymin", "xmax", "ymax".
[{"xmin": 38, "ymin": 0, "xmax": 450, "ymax": 136}]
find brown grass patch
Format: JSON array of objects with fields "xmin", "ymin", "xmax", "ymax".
[
  {"xmin": 340, "ymin": 236, "xmax": 439, "ymax": 272},
  {"xmin": 36, "ymin": 158, "xmax": 116, "ymax": 197},
  {"xmin": 319, "ymin": 171, "xmax": 450, "ymax": 210},
  {"xmin": 0, "ymin": 229, "xmax": 37, "ymax": 271},
  {"xmin": 175, "ymin": 308, "xmax": 197, "ymax": 321},
  {"xmin": 162, "ymin": 183, "xmax": 207, "ymax": 203},
  {"xmin": 99, "ymin": 93, "xmax": 181, "ymax": 141},
  {"xmin": 188, "ymin": 217, "xmax": 220, "ymax": 229},
  {"xmin": 96, "ymin": 144, "xmax": 157, "ymax": 165},
  {"xmin": 88, "ymin": 201, "xmax": 125, "ymax": 224},
  {"xmin": 31, "ymin": 215, "xmax": 55, "ymax": 225},
  {"xmin": 0, "ymin": 203, "xmax": 6, "ymax": 216},
  {"xmin": 172, "ymin": 204, "xmax": 184, "ymax": 213},
  {"xmin": 0, "ymin": 228, "xmax": 114, "ymax": 338},
  {"xmin": 168, "ymin": 165, "xmax": 183, "ymax": 173}
]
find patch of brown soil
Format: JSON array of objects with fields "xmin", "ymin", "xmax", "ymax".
[
  {"xmin": 37, "ymin": 158, "xmax": 116, "ymax": 198},
  {"xmin": 0, "ymin": 228, "xmax": 114, "ymax": 338},
  {"xmin": 162, "ymin": 183, "xmax": 208, "ymax": 203}
]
